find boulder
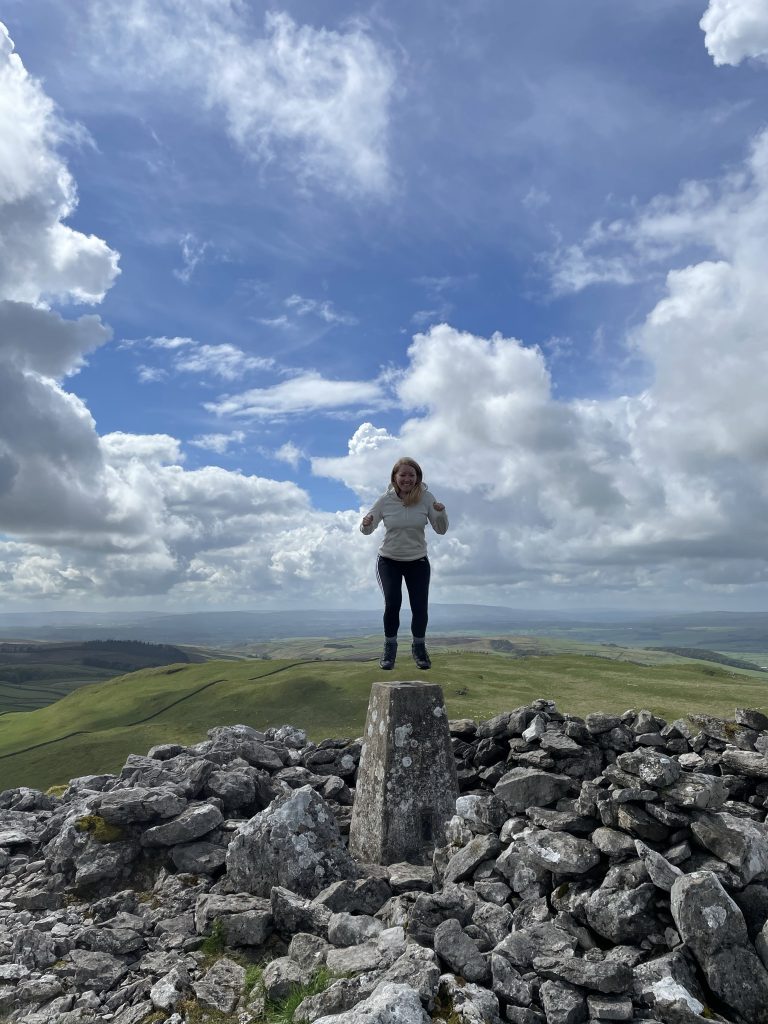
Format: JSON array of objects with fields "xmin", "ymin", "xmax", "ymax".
[{"xmin": 226, "ymin": 785, "xmax": 356, "ymax": 897}]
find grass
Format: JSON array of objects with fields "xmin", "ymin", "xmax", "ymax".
[
  {"xmin": 0, "ymin": 646, "xmax": 766, "ymax": 791},
  {"xmin": 265, "ymin": 966, "xmax": 335, "ymax": 1024}
]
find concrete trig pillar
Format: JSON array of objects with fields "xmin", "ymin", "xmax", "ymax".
[{"xmin": 349, "ymin": 680, "xmax": 458, "ymax": 865}]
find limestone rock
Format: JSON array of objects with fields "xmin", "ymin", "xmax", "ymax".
[
  {"xmin": 313, "ymin": 982, "xmax": 430, "ymax": 1024},
  {"xmin": 670, "ymin": 870, "xmax": 768, "ymax": 1024},
  {"xmin": 226, "ymin": 785, "xmax": 356, "ymax": 897}
]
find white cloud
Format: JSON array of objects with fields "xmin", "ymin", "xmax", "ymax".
[
  {"xmin": 0, "ymin": 24, "xmax": 120, "ymax": 305},
  {"xmin": 129, "ymin": 338, "xmax": 274, "ymax": 383},
  {"xmin": 173, "ymin": 343, "xmax": 274, "ymax": 381},
  {"xmin": 275, "ymin": 441, "xmax": 304, "ymax": 469},
  {"xmin": 86, "ymin": 3, "xmax": 394, "ymax": 196},
  {"xmin": 137, "ymin": 365, "xmax": 168, "ymax": 383},
  {"xmin": 284, "ymin": 294, "xmax": 358, "ymax": 326},
  {"xmin": 174, "ymin": 233, "xmax": 211, "ymax": 284},
  {"xmin": 204, "ymin": 372, "xmax": 386, "ymax": 419},
  {"xmin": 147, "ymin": 336, "xmax": 194, "ymax": 350},
  {"xmin": 190, "ymin": 431, "xmax": 246, "ymax": 454},
  {"xmin": 701, "ymin": 0, "xmax": 768, "ymax": 66}
]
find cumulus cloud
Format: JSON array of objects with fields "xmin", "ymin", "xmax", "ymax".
[
  {"xmin": 0, "ymin": 24, "xmax": 120, "ymax": 305},
  {"xmin": 85, "ymin": 2, "xmax": 394, "ymax": 196},
  {"xmin": 314, "ymin": 211, "xmax": 768, "ymax": 604},
  {"xmin": 701, "ymin": 0, "xmax": 768, "ymax": 66},
  {"xmin": 204, "ymin": 372, "xmax": 386, "ymax": 419}
]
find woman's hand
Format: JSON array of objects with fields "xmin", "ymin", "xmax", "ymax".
[
  {"xmin": 433, "ymin": 502, "xmax": 445, "ymax": 512},
  {"xmin": 362, "ymin": 514, "xmax": 374, "ymax": 527}
]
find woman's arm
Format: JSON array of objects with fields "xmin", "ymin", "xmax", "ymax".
[
  {"xmin": 360, "ymin": 498, "xmax": 383, "ymax": 534},
  {"xmin": 427, "ymin": 493, "xmax": 448, "ymax": 534}
]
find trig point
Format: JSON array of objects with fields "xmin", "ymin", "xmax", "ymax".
[{"xmin": 349, "ymin": 680, "xmax": 459, "ymax": 865}]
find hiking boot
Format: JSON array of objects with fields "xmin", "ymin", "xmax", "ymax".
[
  {"xmin": 411, "ymin": 641, "xmax": 431, "ymax": 670},
  {"xmin": 379, "ymin": 639, "xmax": 397, "ymax": 671}
]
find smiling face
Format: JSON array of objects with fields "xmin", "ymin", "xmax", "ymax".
[{"xmin": 394, "ymin": 464, "xmax": 418, "ymax": 494}]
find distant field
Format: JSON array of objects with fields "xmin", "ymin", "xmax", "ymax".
[
  {"xmin": 1, "ymin": 651, "xmax": 766, "ymax": 792},
  {"xmin": 0, "ymin": 640, "xmax": 213, "ymax": 714}
]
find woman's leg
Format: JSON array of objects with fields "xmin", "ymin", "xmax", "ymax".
[
  {"xmin": 402, "ymin": 557, "xmax": 431, "ymax": 638},
  {"xmin": 376, "ymin": 556, "xmax": 404, "ymax": 638}
]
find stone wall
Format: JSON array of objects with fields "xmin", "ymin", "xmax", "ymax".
[{"xmin": 1, "ymin": 701, "xmax": 768, "ymax": 1023}]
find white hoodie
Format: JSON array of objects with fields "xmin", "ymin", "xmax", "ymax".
[{"xmin": 360, "ymin": 483, "xmax": 449, "ymax": 560}]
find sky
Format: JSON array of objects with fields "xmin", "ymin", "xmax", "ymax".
[{"xmin": 2, "ymin": 0, "xmax": 768, "ymax": 614}]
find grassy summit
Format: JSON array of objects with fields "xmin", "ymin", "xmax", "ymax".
[{"xmin": 0, "ymin": 650, "xmax": 766, "ymax": 792}]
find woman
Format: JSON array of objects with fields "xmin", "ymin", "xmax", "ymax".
[{"xmin": 360, "ymin": 457, "xmax": 448, "ymax": 671}]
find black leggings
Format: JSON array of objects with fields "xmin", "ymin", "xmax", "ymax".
[{"xmin": 376, "ymin": 555, "xmax": 431, "ymax": 638}]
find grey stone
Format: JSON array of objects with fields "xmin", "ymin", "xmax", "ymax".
[
  {"xmin": 472, "ymin": 901, "xmax": 514, "ymax": 946},
  {"xmin": 227, "ymin": 785, "xmax": 356, "ymax": 897},
  {"xmin": 591, "ymin": 827, "xmax": 636, "ymax": 860},
  {"xmin": 325, "ymin": 940, "xmax": 385, "ymax": 975},
  {"xmin": 378, "ymin": 944, "xmax": 441, "ymax": 1006},
  {"xmin": 585, "ymin": 713, "xmax": 621, "ymax": 735},
  {"xmin": 523, "ymin": 830, "xmax": 600, "ymax": 875},
  {"xmin": 494, "ymin": 768, "xmax": 573, "ymax": 814},
  {"xmin": 533, "ymin": 954, "xmax": 632, "ymax": 993},
  {"xmin": 313, "ymin": 877, "xmax": 393, "ymax": 915},
  {"xmin": 65, "ymin": 949, "xmax": 129, "ymax": 992},
  {"xmin": 670, "ymin": 870, "xmax": 768, "ymax": 1024},
  {"xmin": 491, "ymin": 953, "xmax": 533, "ymax": 1006},
  {"xmin": 585, "ymin": 883, "xmax": 659, "ymax": 944},
  {"xmin": 494, "ymin": 839, "xmax": 551, "ymax": 899},
  {"xmin": 615, "ymin": 804, "xmax": 670, "ymax": 843},
  {"xmin": 328, "ymin": 912, "xmax": 384, "ymax": 946},
  {"xmin": 690, "ymin": 810, "xmax": 768, "ymax": 884},
  {"xmin": 289, "ymin": 931, "xmax": 331, "ymax": 970},
  {"xmin": 271, "ymin": 885, "xmax": 333, "ymax": 936},
  {"xmin": 454, "ymin": 793, "xmax": 508, "ymax": 834},
  {"xmin": 437, "ymin": 973, "xmax": 501, "ymax": 1024},
  {"xmin": 141, "ymin": 802, "xmax": 223, "ymax": 847},
  {"xmin": 539, "ymin": 979, "xmax": 587, "ymax": 1024},
  {"xmin": 150, "ymin": 965, "xmax": 191, "ymax": 1011},
  {"xmin": 296, "ymin": 976, "xmax": 379, "ymax": 1023},
  {"xmin": 262, "ymin": 955, "xmax": 311, "ymax": 1001},
  {"xmin": 616, "ymin": 749, "xmax": 681, "ymax": 788},
  {"xmin": 170, "ymin": 839, "xmax": 227, "ymax": 874},
  {"xmin": 387, "ymin": 862, "xmax": 434, "ymax": 893},
  {"xmin": 313, "ymin": 982, "xmax": 429, "ymax": 1024},
  {"xmin": 586, "ymin": 993, "xmax": 633, "ymax": 1020},
  {"xmin": 192, "ymin": 956, "xmax": 246, "ymax": 1013},
  {"xmin": 349, "ymin": 681, "xmax": 458, "ymax": 866},
  {"xmin": 634, "ymin": 840, "xmax": 684, "ymax": 891},
  {"xmin": 195, "ymin": 892, "xmax": 273, "ymax": 947},
  {"xmin": 735, "ymin": 707, "xmax": 768, "ymax": 731},
  {"xmin": 404, "ymin": 887, "xmax": 475, "ymax": 946},
  {"xmin": 433, "ymin": 917, "xmax": 490, "ymax": 984},
  {"xmin": 444, "ymin": 834, "xmax": 501, "ymax": 883},
  {"xmin": 493, "ymin": 924, "xmax": 577, "ymax": 971},
  {"xmin": 660, "ymin": 773, "xmax": 728, "ymax": 810},
  {"xmin": 96, "ymin": 787, "xmax": 187, "ymax": 824}
]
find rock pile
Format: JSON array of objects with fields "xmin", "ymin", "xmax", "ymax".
[{"xmin": 2, "ymin": 702, "xmax": 768, "ymax": 1023}]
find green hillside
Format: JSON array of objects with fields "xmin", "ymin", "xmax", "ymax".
[
  {"xmin": 1, "ymin": 651, "xmax": 766, "ymax": 793},
  {"xmin": 0, "ymin": 640, "xmax": 210, "ymax": 713}
]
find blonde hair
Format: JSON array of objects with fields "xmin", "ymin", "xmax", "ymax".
[{"xmin": 391, "ymin": 457, "xmax": 424, "ymax": 507}]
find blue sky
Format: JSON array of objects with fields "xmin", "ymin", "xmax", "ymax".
[{"xmin": 2, "ymin": 0, "xmax": 768, "ymax": 612}]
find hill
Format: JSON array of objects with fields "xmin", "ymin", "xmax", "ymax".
[
  {"xmin": 1, "ymin": 650, "xmax": 766, "ymax": 792},
  {"xmin": 0, "ymin": 639, "xmax": 208, "ymax": 713}
]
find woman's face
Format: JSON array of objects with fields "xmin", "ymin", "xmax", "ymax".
[{"xmin": 394, "ymin": 464, "xmax": 418, "ymax": 493}]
